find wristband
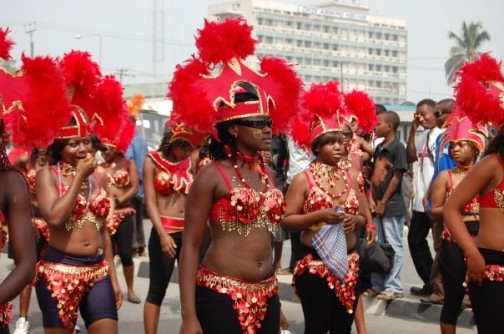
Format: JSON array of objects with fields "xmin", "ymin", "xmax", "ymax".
[
  {"xmin": 365, "ymin": 224, "xmax": 376, "ymax": 231},
  {"xmin": 114, "ymin": 197, "xmax": 121, "ymax": 207}
]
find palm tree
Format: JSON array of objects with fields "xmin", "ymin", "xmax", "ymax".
[{"xmin": 444, "ymin": 21, "xmax": 490, "ymax": 85}]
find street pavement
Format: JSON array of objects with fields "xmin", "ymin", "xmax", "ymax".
[{"xmin": 0, "ymin": 220, "xmax": 476, "ymax": 333}]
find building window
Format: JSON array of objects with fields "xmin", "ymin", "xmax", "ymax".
[
  {"xmin": 376, "ymin": 49, "xmax": 382, "ymax": 56},
  {"xmin": 304, "ymin": 40, "xmax": 312, "ymax": 48},
  {"xmin": 368, "ymin": 48, "xmax": 373, "ymax": 55},
  {"xmin": 368, "ymin": 64, "xmax": 374, "ymax": 71},
  {"xmin": 265, "ymin": 36, "xmax": 273, "ymax": 44},
  {"xmin": 392, "ymin": 50, "xmax": 398, "ymax": 57}
]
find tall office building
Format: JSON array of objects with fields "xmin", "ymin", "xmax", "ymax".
[{"xmin": 208, "ymin": 0, "xmax": 407, "ymax": 104}]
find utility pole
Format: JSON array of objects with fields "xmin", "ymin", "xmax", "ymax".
[
  {"xmin": 24, "ymin": 22, "xmax": 36, "ymax": 57},
  {"xmin": 116, "ymin": 68, "xmax": 134, "ymax": 83},
  {"xmin": 152, "ymin": 0, "xmax": 165, "ymax": 98}
]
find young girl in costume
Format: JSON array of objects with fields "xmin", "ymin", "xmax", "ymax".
[
  {"xmin": 282, "ymin": 81, "xmax": 367, "ymax": 334},
  {"xmin": 143, "ymin": 121, "xmax": 204, "ymax": 334}
]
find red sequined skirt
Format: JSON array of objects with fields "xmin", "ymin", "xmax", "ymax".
[
  {"xmin": 196, "ymin": 265, "xmax": 278, "ymax": 334},
  {"xmin": 293, "ymin": 251, "xmax": 360, "ymax": 313}
]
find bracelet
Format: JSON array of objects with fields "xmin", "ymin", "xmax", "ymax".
[
  {"xmin": 113, "ymin": 197, "xmax": 121, "ymax": 207},
  {"xmin": 365, "ymin": 224, "xmax": 377, "ymax": 231}
]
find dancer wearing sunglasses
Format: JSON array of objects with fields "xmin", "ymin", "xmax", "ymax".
[{"xmin": 172, "ymin": 18, "xmax": 302, "ymax": 334}]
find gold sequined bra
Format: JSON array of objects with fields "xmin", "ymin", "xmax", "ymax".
[
  {"xmin": 51, "ymin": 166, "xmax": 111, "ymax": 231},
  {"xmin": 209, "ymin": 162, "xmax": 286, "ymax": 237}
]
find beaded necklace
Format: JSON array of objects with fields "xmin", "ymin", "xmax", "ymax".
[
  {"xmin": 224, "ymin": 145, "xmax": 271, "ymax": 188},
  {"xmin": 453, "ymin": 164, "xmax": 471, "ymax": 175},
  {"xmin": 57, "ymin": 162, "xmax": 93, "ymax": 204},
  {"xmin": 310, "ymin": 162, "xmax": 350, "ymax": 200}
]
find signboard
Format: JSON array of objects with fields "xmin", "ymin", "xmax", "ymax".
[{"xmin": 299, "ymin": 6, "xmax": 368, "ymax": 22}]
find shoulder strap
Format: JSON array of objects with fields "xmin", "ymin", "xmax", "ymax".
[
  {"xmin": 214, "ymin": 162, "xmax": 233, "ymax": 191},
  {"xmin": 447, "ymin": 170, "xmax": 454, "ymax": 189},
  {"xmin": 303, "ymin": 170, "xmax": 314, "ymax": 188}
]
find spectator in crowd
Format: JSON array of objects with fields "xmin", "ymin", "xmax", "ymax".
[
  {"xmin": 420, "ymin": 98, "xmax": 455, "ymax": 305},
  {"xmin": 365, "ymin": 110, "xmax": 407, "ymax": 300},
  {"xmin": 270, "ymin": 135, "xmax": 291, "ymax": 275},
  {"xmin": 125, "ymin": 116, "xmax": 149, "ymax": 257},
  {"xmin": 406, "ymin": 99, "xmax": 440, "ymax": 297}
]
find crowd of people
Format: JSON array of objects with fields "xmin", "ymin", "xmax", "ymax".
[{"xmin": 1, "ymin": 17, "xmax": 504, "ymax": 334}]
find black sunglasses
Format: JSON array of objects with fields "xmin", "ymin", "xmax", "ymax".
[
  {"xmin": 342, "ymin": 131, "xmax": 353, "ymax": 138},
  {"xmin": 237, "ymin": 118, "xmax": 272, "ymax": 129}
]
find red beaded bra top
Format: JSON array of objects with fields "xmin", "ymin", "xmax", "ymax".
[
  {"xmin": 50, "ymin": 165, "xmax": 111, "ymax": 232},
  {"xmin": 478, "ymin": 155, "xmax": 504, "ymax": 212},
  {"xmin": 148, "ymin": 151, "xmax": 193, "ymax": 196},
  {"xmin": 302, "ymin": 162, "xmax": 359, "ymax": 216},
  {"xmin": 209, "ymin": 160, "xmax": 286, "ymax": 237},
  {"xmin": 446, "ymin": 169, "xmax": 479, "ymax": 215},
  {"xmin": 106, "ymin": 160, "xmax": 131, "ymax": 188}
]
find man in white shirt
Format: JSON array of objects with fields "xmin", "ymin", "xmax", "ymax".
[{"xmin": 406, "ymin": 99, "xmax": 440, "ymax": 297}]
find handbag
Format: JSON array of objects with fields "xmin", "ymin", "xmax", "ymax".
[{"xmin": 359, "ymin": 239, "xmax": 395, "ymax": 274}]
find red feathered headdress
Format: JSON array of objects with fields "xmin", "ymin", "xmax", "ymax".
[
  {"xmin": 165, "ymin": 111, "xmax": 208, "ymax": 148},
  {"xmin": 455, "ymin": 53, "xmax": 504, "ymax": 127},
  {"xmin": 440, "ymin": 108, "xmax": 488, "ymax": 153},
  {"xmin": 290, "ymin": 81, "xmax": 345, "ymax": 149},
  {"xmin": 1, "ymin": 27, "xmax": 71, "ymax": 150},
  {"xmin": 54, "ymin": 50, "xmax": 104, "ymax": 139},
  {"xmin": 168, "ymin": 18, "xmax": 303, "ymax": 136},
  {"xmin": 344, "ymin": 90, "xmax": 376, "ymax": 134},
  {"xmin": 90, "ymin": 75, "xmax": 133, "ymax": 153}
]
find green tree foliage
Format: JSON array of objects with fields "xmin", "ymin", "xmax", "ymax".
[{"xmin": 445, "ymin": 21, "xmax": 490, "ymax": 85}]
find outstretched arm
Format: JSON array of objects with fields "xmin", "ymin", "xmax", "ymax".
[{"xmin": 0, "ymin": 171, "xmax": 37, "ymax": 305}]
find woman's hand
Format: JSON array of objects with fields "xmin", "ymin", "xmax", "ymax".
[
  {"xmin": 179, "ymin": 317, "xmax": 203, "ymax": 334},
  {"xmin": 76, "ymin": 153, "xmax": 97, "ymax": 178},
  {"xmin": 160, "ymin": 233, "xmax": 177, "ymax": 258},
  {"xmin": 365, "ymin": 226, "xmax": 376, "ymax": 244},
  {"xmin": 342, "ymin": 214, "xmax": 357, "ymax": 233},
  {"xmin": 466, "ymin": 251, "xmax": 486, "ymax": 286},
  {"xmin": 318, "ymin": 208, "xmax": 345, "ymax": 225},
  {"xmin": 112, "ymin": 280, "xmax": 123, "ymax": 310}
]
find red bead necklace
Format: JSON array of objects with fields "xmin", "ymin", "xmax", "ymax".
[{"xmin": 310, "ymin": 162, "xmax": 350, "ymax": 200}]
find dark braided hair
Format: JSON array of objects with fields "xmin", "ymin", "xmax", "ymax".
[
  {"xmin": 158, "ymin": 130, "xmax": 192, "ymax": 155},
  {"xmin": 208, "ymin": 91, "xmax": 259, "ymax": 161}
]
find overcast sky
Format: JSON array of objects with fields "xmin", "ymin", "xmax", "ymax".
[{"xmin": 2, "ymin": 0, "xmax": 503, "ymax": 103}]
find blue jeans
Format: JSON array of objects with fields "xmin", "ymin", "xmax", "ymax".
[{"xmin": 371, "ymin": 215, "xmax": 404, "ymax": 293}]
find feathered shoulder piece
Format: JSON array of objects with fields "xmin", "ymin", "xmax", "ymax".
[
  {"xmin": 168, "ymin": 18, "xmax": 303, "ymax": 136},
  {"xmin": 1, "ymin": 26, "xmax": 71, "ymax": 149},
  {"xmin": 344, "ymin": 90, "xmax": 376, "ymax": 134},
  {"xmin": 290, "ymin": 81, "xmax": 344, "ymax": 148},
  {"xmin": 0, "ymin": 27, "xmax": 14, "ymax": 60},
  {"xmin": 455, "ymin": 53, "xmax": 504, "ymax": 127}
]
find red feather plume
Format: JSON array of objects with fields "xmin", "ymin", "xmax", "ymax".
[
  {"xmin": 344, "ymin": 90, "xmax": 376, "ymax": 133},
  {"xmin": 289, "ymin": 114, "xmax": 312, "ymax": 151},
  {"xmin": 91, "ymin": 75, "xmax": 128, "ymax": 149},
  {"xmin": 0, "ymin": 27, "xmax": 14, "ymax": 60},
  {"xmin": 115, "ymin": 113, "xmax": 135, "ymax": 153},
  {"xmin": 455, "ymin": 53, "xmax": 504, "ymax": 126},
  {"xmin": 302, "ymin": 81, "xmax": 344, "ymax": 118},
  {"xmin": 59, "ymin": 51, "xmax": 101, "ymax": 112},
  {"xmin": 196, "ymin": 18, "xmax": 256, "ymax": 64},
  {"xmin": 168, "ymin": 57, "xmax": 216, "ymax": 134},
  {"xmin": 260, "ymin": 57, "xmax": 303, "ymax": 134},
  {"xmin": 4, "ymin": 54, "xmax": 71, "ymax": 149}
]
